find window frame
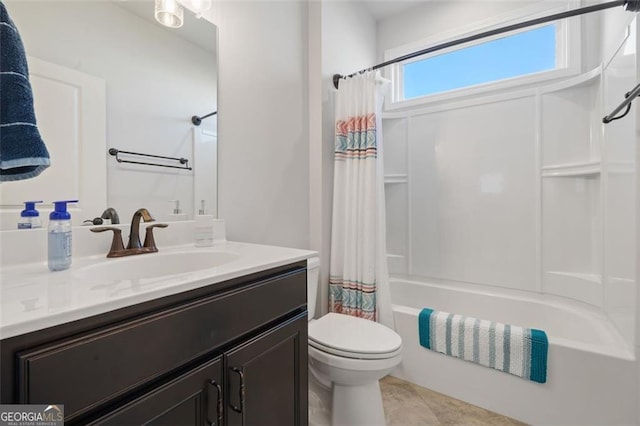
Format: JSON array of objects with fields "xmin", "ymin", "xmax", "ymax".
[{"xmin": 385, "ymin": 2, "xmax": 581, "ymax": 110}]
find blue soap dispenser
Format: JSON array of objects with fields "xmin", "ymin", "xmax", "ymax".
[
  {"xmin": 18, "ymin": 200, "xmax": 43, "ymax": 229},
  {"xmin": 48, "ymin": 200, "xmax": 78, "ymax": 272}
]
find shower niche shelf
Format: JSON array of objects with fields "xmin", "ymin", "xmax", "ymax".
[
  {"xmin": 542, "ymin": 173, "xmax": 602, "ymax": 306},
  {"xmin": 542, "ymin": 161, "xmax": 601, "ymax": 177},
  {"xmin": 384, "ymin": 174, "xmax": 408, "ymax": 184},
  {"xmin": 546, "ymin": 271, "xmax": 601, "ymax": 283},
  {"xmin": 544, "ymin": 271, "xmax": 602, "ymax": 306},
  {"xmin": 540, "ymin": 68, "xmax": 601, "ymax": 169},
  {"xmin": 607, "ymin": 162, "xmax": 635, "ymax": 175},
  {"xmin": 382, "ymin": 115, "xmax": 410, "ymax": 276},
  {"xmin": 540, "ymin": 67, "xmax": 603, "ymax": 306},
  {"xmin": 386, "ymin": 253, "xmax": 405, "ymax": 258}
]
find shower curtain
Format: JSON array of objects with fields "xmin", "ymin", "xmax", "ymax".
[{"xmin": 329, "ymin": 71, "xmax": 394, "ymax": 329}]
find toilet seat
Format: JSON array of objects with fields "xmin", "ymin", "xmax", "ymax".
[
  {"xmin": 309, "ymin": 313, "xmax": 402, "ymax": 360},
  {"xmin": 308, "ymin": 344, "xmax": 403, "ymax": 372},
  {"xmin": 309, "ymin": 339, "xmax": 402, "ymax": 360}
]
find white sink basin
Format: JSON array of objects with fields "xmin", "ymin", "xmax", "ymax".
[{"xmin": 74, "ymin": 250, "xmax": 239, "ymax": 282}]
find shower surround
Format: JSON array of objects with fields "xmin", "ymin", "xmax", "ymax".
[{"xmin": 381, "ymin": 18, "xmax": 638, "ymax": 425}]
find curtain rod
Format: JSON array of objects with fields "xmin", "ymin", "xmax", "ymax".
[
  {"xmin": 603, "ymin": 82, "xmax": 640, "ymax": 122},
  {"xmin": 192, "ymin": 111, "xmax": 217, "ymax": 126},
  {"xmin": 333, "ymin": 0, "xmax": 640, "ymax": 89}
]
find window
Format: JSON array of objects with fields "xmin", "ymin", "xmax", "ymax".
[
  {"xmin": 386, "ymin": 2, "xmax": 581, "ymax": 107},
  {"xmin": 403, "ymin": 25, "xmax": 558, "ymax": 100}
]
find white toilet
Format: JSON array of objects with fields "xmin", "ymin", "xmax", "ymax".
[{"xmin": 306, "ymin": 256, "xmax": 402, "ymax": 426}]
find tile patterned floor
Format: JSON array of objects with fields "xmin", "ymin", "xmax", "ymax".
[{"xmin": 380, "ymin": 376, "xmax": 527, "ymax": 426}]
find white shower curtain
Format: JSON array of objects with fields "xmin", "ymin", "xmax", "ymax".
[{"xmin": 329, "ymin": 72, "xmax": 394, "ymax": 329}]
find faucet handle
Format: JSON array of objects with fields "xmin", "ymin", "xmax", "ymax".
[
  {"xmin": 91, "ymin": 227, "xmax": 125, "ymax": 258},
  {"xmin": 143, "ymin": 223, "xmax": 168, "ymax": 252},
  {"xmin": 100, "ymin": 208, "xmax": 120, "ymax": 225}
]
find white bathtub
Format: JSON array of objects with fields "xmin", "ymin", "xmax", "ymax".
[{"xmin": 389, "ymin": 278, "xmax": 638, "ymax": 425}]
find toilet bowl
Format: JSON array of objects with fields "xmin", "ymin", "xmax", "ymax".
[{"xmin": 307, "ymin": 257, "xmax": 402, "ymax": 426}]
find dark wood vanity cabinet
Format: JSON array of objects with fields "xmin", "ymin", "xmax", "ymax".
[
  {"xmin": 90, "ymin": 357, "xmax": 224, "ymax": 426},
  {"xmin": 225, "ymin": 314, "xmax": 307, "ymax": 426},
  {"xmin": 0, "ymin": 261, "xmax": 308, "ymax": 426}
]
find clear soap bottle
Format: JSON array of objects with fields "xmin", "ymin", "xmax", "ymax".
[
  {"xmin": 168, "ymin": 200, "xmax": 188, "ymax": 221},
  {"xmin": 18, "ymin": 200, "xmax": 43, "ymax": 229},
  {"xmin": 48, "ymin": 200, "xmax": 78, "ymax": 272},
  {"xmin": 194, "ymin": 200, "xmax": 214, "ymax": 247}
]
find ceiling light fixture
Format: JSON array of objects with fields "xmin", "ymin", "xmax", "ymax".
[
  {"xmin": 181, "ymin": 0, "xmax": 212, "ymax": 19},
  {"xmin": 154, "ymin": 0, "xmax": 184, "ymax": 28}
]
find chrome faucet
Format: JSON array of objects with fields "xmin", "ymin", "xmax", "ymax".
[
  {"xmin": 127, "ymin": 208, "xmax": 154, "ymax": 249},
  {"xmin": 100, "ymin": 207, "xmax": 120, "ymax": 225}
]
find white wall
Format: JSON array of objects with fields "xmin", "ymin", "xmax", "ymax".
[
  {"xmin": 307, "ymin": 1, "xmax": 378, "ymax": 315},
  {"xmin": 376, "ymin": 1, "xmax": 540, "ymax": 62},
  {"xmin": 309, "ymin": 1, "xmax": 323, "ymax": 259},
  {"xmin": 600, "ymin": 3, "xmax": 637, "ymax": 63},
  {"xmin": 6, "ymin": 1, "xmax": 217, "ymax": 222},
  {"xmin": 10, "ymin": 0, "xmax": 310, "ymax": 248},
  {"xmin": 601, "ymin": 15, "xmax": 637, "ymax": 351},
  {"xmin": 215, "ymin": 1, "xmax": 309, "ymax": 249},
  {"xmin": 636, "ymin": 18, "xmax": 640, "ymax": 418}
]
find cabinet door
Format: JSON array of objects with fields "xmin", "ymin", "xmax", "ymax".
[
  {"xmin": 226, "ymin": 313, "xmax": 308, "ymax": 426},
  {"xmin": 15, "ymin": 269, "xmax": 305, "ymax": 421},
  {"xmin": 89, "ymin": 357, "xmax": 224, "ymax": 426}
]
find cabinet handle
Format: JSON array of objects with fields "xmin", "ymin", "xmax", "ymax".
[
  {"xmin": 230, "ymin": 367, "xmax": 245, "ymax": 414},
  {"xmin": 207, "ymin": 379, "xmax": 223, "ymax": 426}
]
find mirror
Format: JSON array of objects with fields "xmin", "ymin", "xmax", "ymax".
[{"xmin": 1, "ymin": 0, "xmax": 217, "ymax": 227}]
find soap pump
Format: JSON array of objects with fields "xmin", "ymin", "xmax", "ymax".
[
  {"xmin": 48, "ymin": 200, "xmax": 78, "ymax": 272},
  {"xmin": 194, "ymin": 199, "xmax": 214, "ymax": 247},
  {"xmin": 18, "ymin": 200, "xmax": 43, "ymax": 229},
  {"xmin": 168, "ymin": 200, "xmax": 188, "ymax": 221}
]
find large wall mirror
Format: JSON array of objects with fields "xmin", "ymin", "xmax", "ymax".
[{"xmin": 0, "ymin": 0, "xmax": 217, "ymax": 229}]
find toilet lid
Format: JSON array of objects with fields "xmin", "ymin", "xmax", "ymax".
[{"xmin": 309, "ymin": 313, "xmax": 402, "ymax": 358}]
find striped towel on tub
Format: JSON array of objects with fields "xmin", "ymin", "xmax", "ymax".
[{"xmin": 418, "ymin": 308, "xmax": 548, "ymax": 383}]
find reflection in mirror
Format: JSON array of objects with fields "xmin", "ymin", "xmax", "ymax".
[{"xmin": 0, "ymin": 0, "xmax": 217, "ymax": 228}]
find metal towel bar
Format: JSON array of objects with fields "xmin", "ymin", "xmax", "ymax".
[{"xmin": 108, "ymin": 148, "xmax": 192, "ymax": 170}]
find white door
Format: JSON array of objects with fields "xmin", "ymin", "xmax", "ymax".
[{"xmin": 0, "ymin": 57, "xmax": 106, "ymax": 230}]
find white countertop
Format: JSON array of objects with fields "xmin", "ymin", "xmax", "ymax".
[{"xmin": 0, "ymin": 241, "xmax": 316, "ymax": 339}]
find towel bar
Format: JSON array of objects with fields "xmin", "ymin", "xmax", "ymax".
[{"xmin": 108, "ymin": 148, "xmax": 192, "ymax": 170}]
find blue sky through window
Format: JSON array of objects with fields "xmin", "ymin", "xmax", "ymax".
[{"xmin": 403, "ymin": 25, "xmax": 557, "ymax": 99}]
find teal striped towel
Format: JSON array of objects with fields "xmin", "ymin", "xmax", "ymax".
[{"xmin": 418, "ymin": 308, "xmax": 548, "ymax": 383}]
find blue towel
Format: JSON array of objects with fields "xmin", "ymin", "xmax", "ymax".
[
  {"xmin": 419, "ymin": 308, "xmax": 548, "ymax": 383},
  {"xmin": 0, "ymin": 1, "xmax": 50, "ymax": 181}
]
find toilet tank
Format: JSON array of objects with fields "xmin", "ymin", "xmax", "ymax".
[{"xmin": 306, "ymin": 256, "xmax": 320, "ymax": 319}]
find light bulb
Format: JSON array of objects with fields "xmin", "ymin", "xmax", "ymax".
[
  {"xmin": 190, "ymin": 0, "xmax": 212, "ymax": 12},
  {"xmin": 155, "ymin": 0, "xmax": 184, "ymax": 28}
]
